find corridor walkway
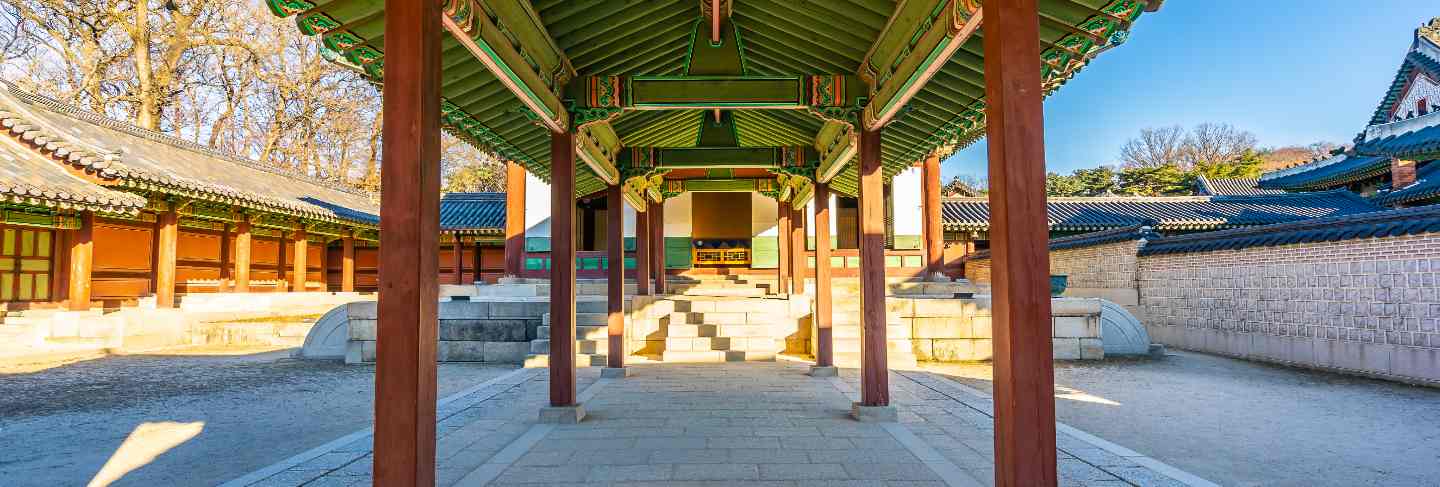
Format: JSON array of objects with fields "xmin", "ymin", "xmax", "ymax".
[{"xmin": 226, "ymin": 362, "xmax": 1210, "ymax": 486}]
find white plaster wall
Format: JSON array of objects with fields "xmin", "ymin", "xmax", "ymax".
[
  {"xmin": 1393, "ymin": 72, "xmax": 1440, "ymax": 121},
  {"xmin": 623, "ymin": 203, "xmax": 637, "ymax": 238},
  {"xmin": 663, "ymin": 192, "xmax": 693, "ymax": 237},
  {"xmin": 892, "ymin": 166, "xmax": 923, "ymax": 237},
  {"xmin": 804, "ymin": 193, "xmax": 839, "ymax": 239},
  {"xmin": 524, "ymin": 171, "xmax": 551, "ymax": 238},
  {"xmin": 751, "ymin": 192, "xmax": 778, "ymax": 237}
]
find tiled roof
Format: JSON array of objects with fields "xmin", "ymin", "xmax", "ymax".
[
  {"xmin": 1194, "ymin": 176, "xmax": 1287, "ymax": 196},
  {"xmin": 941, "ymin": 191, "xmax": 1382, "ymax": 232},
  {"xmin": 0, "ymin": 134, "xmax": 146, "ymax": 214},
  {"xmin": 1371, "ymin": 160, "xmax": 1440, "ymax": 206},
  {"xmin": 964, "ymin": 224, "xmax": 1160, "ymax": 261},
  {"xmin": 1139, "ymin": 205, "xmax": 1433, "ymax": 256},
  {"xmin": 1256, "ymin": 154, "xmax": 1391, "ymax": 191},
  {"xmin": 1367, "ymin": 48, "xmax": 1440, "ymax": 127},
  {"xmin": 440, "ymin": 193, "xmax": 506, "ymax": 233},
  {"xmin": 1356, "ymin": 116, "xmax": 1440, "ymax": 160},
  {"xmin": 0, "ymin": 82, "xmax": 380, "ymax": 226}
]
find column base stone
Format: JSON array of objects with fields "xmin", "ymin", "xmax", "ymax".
[
  {"xmin": 539, "ymin": 404, "xmax": 587, "ymax": 424},
  {"xmin": 850, "ymin": 402, "xmax": 898, "ymax": 423},
  {"xmin": 808, "ymin": 365, "xmax": 838, "ymax": 377},
  {"xmin": 600, "ymin": 367, "xmax": 632, "ymax": 378}
]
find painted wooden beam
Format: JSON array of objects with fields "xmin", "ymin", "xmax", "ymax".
[
  {"xmin": 982, "ymin": 0, "xmax": 1058, "ymax": 484},
  {"xmin": 813, "ymin": 183, "xmax": 834, "ymax": 367},
  {"xmin": 861, "ymin": 0, "xmax": 983, "ymax": 129},
  {"xmin": 858, "ymin": 127, "xmax": 889, "ymax": 406},
  {"xmin": 570, "ymin": 75, "xmax": 864, "ymax": 111},
  {"xmin": 374, "ymin": 0, "xmax": 442, "ymax": 482},
  {"xmin": 154, "ymin": 210, "xmax": 178, "ymax": 309},
  {"xmin": 790, "ymin": 179, "xmax": 815, "ymax": 210},
  {"xmin": 441, "ymin": 0, "xmax": 574, "ymax": 132},
  {"xmin": 504, "ymin": 161, "xmax": 526, "ymax": 277},
  {"xmin": 922, "ymin": 153, "xmax": 944, "ymax": 280},
  {"xmin": 606, "ymin": 183, "xmax": 625, "ymax": 369},
  {"xmin": 66, "ymin": 211, "xmax": 94, "ymax": 311},
  {"xmin": 814, "ymin": 120, "xmax": 856, "ymax": 183},
  {"xmin": 576, "ymin": 122, "xmax": 621, "ymax": 184},
  {"xmin": 549, "ymin": 130, "xmax": 578, "ymax": 407},
  {"xmin": 235, "ymin": 220, "xmax": 252, "ymax": 293},
  {"xmin": 342, "ymin": 233, "xmax": 356, "ymax": 292}
]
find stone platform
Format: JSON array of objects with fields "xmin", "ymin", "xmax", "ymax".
[{"xmin": 225, "ymin": 362, "xmax": 1213, "ymax": 487}]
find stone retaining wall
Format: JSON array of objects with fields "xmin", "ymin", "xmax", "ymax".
[
  {"xmin": 1140, "ymin": 233, "xmax": 1440, "ymax": 385},
  {"xmin": 342, "ymin": 300, "xmax": 541, "ymax": 364},
  {"xmin": 964, "ymin": 239, "xmax": 1144, "ymax": 313}
]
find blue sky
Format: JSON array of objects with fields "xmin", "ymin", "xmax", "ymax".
[{"xmin": 942, "ymin": 1, "xmax": 1438, "ymax": 182}]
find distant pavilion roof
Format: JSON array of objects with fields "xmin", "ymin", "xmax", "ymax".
[
  {"xmin": 439, "ymin": 192, "xmax": 507, "ymax": 234},
  {"xmin": 1194, "ymin": 176, "xmax": 1286, "ymax": 196},
  {"xmin": 964, "ymin": 223, "xmax": 1159, "ymax": 261},
  {"xmin": 1139, "ymin": 204, "xmax": 1436, "ymax": 256},
  {"xmin": 1372, "ymin": 160, "xmax": 1440, "ymax": 207},
  {"xmin": 0, "ymin": 82, "xmax": 381, "ymax": 227},
  {"xmin": 1257, "ymin": 154, "xmax": 1391, "ymax": 191},
  {"xmin": 941, "ymin": 191, "xmax": 1382, "ymax": 233}
]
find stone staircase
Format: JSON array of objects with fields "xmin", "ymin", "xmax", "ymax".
[
  {"xmin": 667, "ymin": 275, "xmax": 776, "ymax": 297},
  {"xmin": 524, "ymin": 298, "xmax": 610, "ymax": 368},
  {"xmin": 822, "ymin": 278, "xmax": 982, "ymax": 368},
  {"xmin": 657, "ymin": 296, "xmax": 799, "ymax": 362}
]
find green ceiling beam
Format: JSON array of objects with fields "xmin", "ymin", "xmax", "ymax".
[
  {"xmin": 683, "ymin": 178, "xmax": 768, "ymax": 193},
  {"xmin": 576, "ymin": 122, "xmax": 621, "ymax": 185},
  {"xmin": 859, "ymin": 0, "xmax": 982, "ymax": 130},
  {"xmin": 813, "ymin": 120, "xmax": 855, "ymax": 183},
  {"xmin": 441, "ymin": 0, "xmax": 574, "ymax": 132},
  {"xmin": 617, "ymin": 146, "xmax": 819, "ymax": 170},
  {"xmin": 569, "ymin": 75, "xmax": 864, "ymax": 112}
]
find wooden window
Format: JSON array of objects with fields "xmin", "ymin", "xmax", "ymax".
[{"xmin": 0, "ymin": 225, "xmax": 55, "ymax": 302}]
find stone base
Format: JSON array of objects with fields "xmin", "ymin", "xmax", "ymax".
[
  {"xmin": 807, "ymin": 365, "xmax": 838, "ymax": 377},
  {"xmin": 538, "ymin": 404, "xmax": 587, "ymax": 424},
  {"xmin": 600, "ymin": 367, "xmax": 632, "ymax": 378},
  {"xmin": 850, "ymin": 402, "xmax": 898, "ymax": 423}
]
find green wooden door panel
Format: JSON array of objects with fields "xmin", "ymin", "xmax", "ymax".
[
  {"xmin": 525, "ymin": 237, "xmax": 550, "ymax": 252},
  {"xmin": 663, "ymin": 237, "xmax": 691, "ymax": 269}
]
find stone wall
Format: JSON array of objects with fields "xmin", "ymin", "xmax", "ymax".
[
  {"xmin": 343, "ymin": 299, "xmax": 540, "ymax": 364},
  {"xmin": 964, "ymin": 239, "xmax": 1144, "ymax": 311},
  {"xmin": 1139, "ymin": 233, "xmax": 1440, "ymax": 385}
]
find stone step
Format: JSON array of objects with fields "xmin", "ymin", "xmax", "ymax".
[
  {"xmin": 660, "ymin": 350, "xmax": 776, "ymax": 363},
  {"xmin": 529, "ymin": 338, "xmax": 606, "ymax": 355},
  {"xmin": 663, "ymin": 336, "xmax": 776, "ymax": 352},
  {"xmin": 664, "ymin": 323, "xmax": 775, "ymax": 338},
  {"xmin": 523, "ymin": 353, "xmax": 608, "ymax": 368},
  {"xmin": 670, "ymin": 286, "xmax": 769, "ymax": 297},
  {"xmin": 538, "ymin": 325, "xmax": 610, "ymax": 341},
  {"xmin": 668, "ymin": 298, "xmax": 790, "ymax": 314}
]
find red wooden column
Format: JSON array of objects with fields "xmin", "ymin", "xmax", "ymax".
[
  {"xmin": 341, "ymin": 233, "xmax": 356, "ymax": 292},
  {"xmin": 812, "ymin": 185, "xmax": 835, "ymax": 371},
  {"xmin": 218, "ymin": 223, "xmax": 232, "ymax": 291},
  {"xmin": 921, "ymin": 152, "xmax": 944, "ymax": 281},
  {"xmin": 504, "ymin": 161, "xmax": 526, "ymax": 277},
  {"xmin": 650, "ymin": 200, "xmax": 667, "ymax": 295},
  {"xmin": 983, "ymin": 0, "xmax": 1058, "ymax": 484},
  {"xmin": 154, "ymin": 210, "xmax": 178, "ymax": 308},
  {"xmin": 789, "ymin": 205, "xmax": 806, "ymax": 294},
  {"xmin": 234, "ymin": 221, "xmax": 252, "ymax": 293},
  {"xmin": 605, "ymin": 184, "xmax": 626, "ymax": 371},
  {"xmin": 548, "ymin": 130, "xmax": 579, "ymax": 412},
  {"xmin": 634, "ymin": 205, "xmax": 651, "ymax": 296},
  {"xmin": 857, "ymin": 127, "xmax": 890, "ymax": 409},
  {"xmin": 452, "ymin": 239, "xmax": 466, "ymax": 285},
  {"xmin": 373, "ymin": 0, "xmax": 441, "ymax": 483},
  {"xmin": 776, "ymin": 204, "xmax": 791, "ymax": 294},
  {"xmin": 66, "ymin": 211, "xmax": 95, "ymax": 311},
  {"xmin": 292, "ymin": 227, "xmax": 308, "ymax": 292}
]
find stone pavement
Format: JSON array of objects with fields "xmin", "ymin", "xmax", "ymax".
[{"xmin": 227, "ymin": 362, "xmax": 1211, "ymax": 486}]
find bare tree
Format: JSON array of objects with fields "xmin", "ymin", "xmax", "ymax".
[
  {"xmin": 1180, "ymin": 122, "xmax": 1256, "ymax": 167},
  {"xmin": 1120, "ymin": 125, "xmax": 1186, "ymax": 168}
]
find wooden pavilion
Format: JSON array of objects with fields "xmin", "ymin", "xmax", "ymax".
[{"xmin": 264, "ymin": 0, "xmax": 1161, "ymax": 485}]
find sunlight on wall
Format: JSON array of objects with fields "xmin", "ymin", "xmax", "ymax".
[{"xmin": 88, "ymin": 421, "xmax": 204, "ymax": 487}]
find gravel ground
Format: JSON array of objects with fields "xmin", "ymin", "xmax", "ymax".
[
  {"xmin": 0, "ymin": 345, "xmax": 515, "ymax": 487},
  {"xmin": 921, "ymin": 350, "xmax": 1440, "ymax": 487}
]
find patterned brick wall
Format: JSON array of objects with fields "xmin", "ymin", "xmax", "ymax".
[{"xmin": 1140, "ymin": 233, "xmax": 1440, "ymax": 385}]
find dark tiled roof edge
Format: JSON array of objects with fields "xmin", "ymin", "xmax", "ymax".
[
  {"xmin": 963, "ymin": 224, "xmax": 1159, "ymax": 261},
  {"xmin": 1, "ymin": 80, "xmax": 375, "ymax": 199},
  {"xmin": 1138, "ymin": 206, "xmax": 1439, "ymax": 256}
]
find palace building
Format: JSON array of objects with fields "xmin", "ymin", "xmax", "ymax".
[{"xmin": 1259, "ymin": 18, "xmax": 1440, "ymax": 206}]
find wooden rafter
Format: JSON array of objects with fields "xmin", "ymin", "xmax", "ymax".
[
  {"xmin": 441, "ymin": 0, "xmax": 575, "ymax": 132},
  {"xmin": 860, "ymin": 0, "xmax": 983, "ymax": 130}
]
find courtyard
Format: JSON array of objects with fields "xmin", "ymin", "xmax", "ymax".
[{"xmin": 7, "ymin": 347, "xmax": 1440, "ymax": 486}]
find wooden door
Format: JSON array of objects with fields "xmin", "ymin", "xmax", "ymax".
[{"xmin": 0, "ymin": 225, "xmax": 55, "ymax": 302}]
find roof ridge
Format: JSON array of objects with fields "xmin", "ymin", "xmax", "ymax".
[
  {"xmin": 1140, "ymin": 205, "xmax": 1440, "ymax": 256},
  {"xmin": 0, "ymin": 80, "xmax": 376, "ymax": 199}
]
